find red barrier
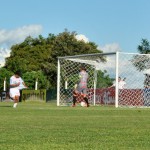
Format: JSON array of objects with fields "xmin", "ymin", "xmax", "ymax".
[
  {"xmin": 76, "ymin": 88, "xmax": 115, "ymax": 104},
  {"xmin": 119, "ymin": 89, "xmax": 144, "ymax": 106},
  {"xmin": 76, "ymin": 88, "xmax": 145, "ymax": 106}
]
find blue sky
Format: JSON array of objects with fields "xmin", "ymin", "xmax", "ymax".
[{"xmin": 0, "ymin": 0, "xmax": 150, "ymax": 65}]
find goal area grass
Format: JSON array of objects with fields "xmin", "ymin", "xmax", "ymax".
[{"xmin": 0, "ymin": 101, "xmax": 150, "ymax": 150}]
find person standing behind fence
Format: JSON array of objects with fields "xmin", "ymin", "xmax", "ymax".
[
  {"xmin": 9, "ymin": 70, "xmax": 27, "ymax": 108},
  {"xmin": 143, "ymin": 74, "xmax": 150, "ymax": 106},
  {"xmin": 72, "ymin": 66, "xmax": 89, "ymax": 107},
  {"xmin": 109, "ymin": 77, "xmax": 126, "ymax": 89}
]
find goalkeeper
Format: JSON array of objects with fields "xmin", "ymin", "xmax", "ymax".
[{"xmin": 72, "ymin": 66, "xmax": 89, "ymax": 107}]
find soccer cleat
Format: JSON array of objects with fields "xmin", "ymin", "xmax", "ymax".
[
  {"xmin": 72, "ymin": 104, "xmax": 76, "ymax": 107},
  {"xmin": 87, "ymin": 104, "xmax": 90, "ymax": 107},
  {"xmin": 13, "ymin": 103, "xmax": 17, "ymax": 108}
]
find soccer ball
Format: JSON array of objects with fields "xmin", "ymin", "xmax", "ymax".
[{"xmin": 81, "ymin": 101, "xmax": 86, "ymax": 107}]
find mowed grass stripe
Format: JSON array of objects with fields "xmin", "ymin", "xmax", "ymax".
[{"xmin": 0, "ymin": 102, "xmax": 150, "ymax": 150}]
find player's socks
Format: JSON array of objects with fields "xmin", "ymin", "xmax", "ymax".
[
  {"xmin": 72, "ymin": 96, "xmax": 77, "ymax": 106},
  {"xmin": 13, "ymin": 103, "xmax": 17, "ymax": 108},
  {"xmin": 84, "ymin": 97, "xmax": 89, "ymax": 107}
]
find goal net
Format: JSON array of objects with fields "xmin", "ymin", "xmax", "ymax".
[
  {"xmin": 118, "ymin": 52, "xmax": 150, "ymax": 107},
  {"xmin": 57, "ymin": 52, "xmax": 150, "ymax": 107}
]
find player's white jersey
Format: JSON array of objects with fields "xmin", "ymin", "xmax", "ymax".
[
  {"xmin": 112, "ymin": 80, "xmax": 126, "ymax": 89},
  {"xmin": 10, "ymin": 75, "xmax": 25, "ymax": 90},
  {"xmin": 118, "ymin": 80, "xmax": 126, "ymax": 89}
]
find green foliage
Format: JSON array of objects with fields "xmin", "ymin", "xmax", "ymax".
[
  {"xmin": 5, "ymin": 35, "xmax": 52, "ymax": 73},
  {"xmin": 22, "ymin": 71, "xmax": 50, "ymax": 89},
  {"xmin": 21, "ymin": 89, "xmax": 46, "ymax": 101},
  {"xmin": 131, "ymin": 39, "xmax": 150, "ymax": 71},
  {"xmin": 96, "ymin": 70, "xmax": 113, "ymax": 88},
  {"xmin": 5, "ymin": 30, "xmax": 103, "ymax": 89},
  {"xmin": 138, "ymin": 39, "xmax": 150, "ymax": 54},
  {"xmin": 131, "ymin": 55, "xmax": 150, "ymax": 71},
  {"xmin": 0, "ymin": 68, "xmax": 13, "ymax": 91}
]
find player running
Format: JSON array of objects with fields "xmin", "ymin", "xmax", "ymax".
[{"xmin": 9, "ymin": 70, "xmax": 27, "ymax": 108}]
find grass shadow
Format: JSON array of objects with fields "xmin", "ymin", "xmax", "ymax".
[{"xmin": 0, "ymin": 105, "xmax": 12, "ymax": 107}]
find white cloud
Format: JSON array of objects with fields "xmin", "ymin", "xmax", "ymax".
[
  {"xmin": 75, "ymin": 34, "xmax": 89, "ymax": 43},
  {"xmin": 0, "ymin": 47, "xmax": 10, "ymax": 57},
  {"xmin": 0, "ymin": 25, "xmax": 43, "ymax": 47},
  {"xmin": 95, "ymin": 43, "xmax": 122, "ymax": 78},
  {"xmin": 0, "ymin": 48, "xmax": 11, "ymax": 66},
  {"xmin": 0, "ymin": 25, "xmax": 43, "ymax": 66},
  {"xmin": 98, "ymin": 43, "xmax": 122, "ymax": 53}
]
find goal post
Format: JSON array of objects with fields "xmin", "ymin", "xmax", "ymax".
[
  {"xmin": 115, "ymin": 51, "xmax": 119, "ymax": 108},
  {"xmin": 57, "ymin": 58, "xmax": 60, "ymax": 106},
  {"xmin": 57, "ymin": 52, "xmax": 116, "ymax": 106},
  {"xmin": 57, "ymin": 52, "xmax": 150, "ymax": 107}
]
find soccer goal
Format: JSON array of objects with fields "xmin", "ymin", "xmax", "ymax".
[{"xmin": 57, "ymin": 52, "xmax": 150, "ymax": 107}]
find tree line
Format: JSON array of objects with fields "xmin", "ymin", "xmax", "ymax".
[
  {"xmin": 0, "ymin": 30, "xmax": 107, "ymax": 90},
  {"xmin": 0, "ymin": 29, "xmax": 149, "ymax": 91}
]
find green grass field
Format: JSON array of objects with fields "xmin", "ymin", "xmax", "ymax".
[{"xmin": 0, "ymin": 101, "xmax": 150, "ymax": 150}]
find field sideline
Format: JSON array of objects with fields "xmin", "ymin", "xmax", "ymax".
[{"xmin": 0, "ymin": 101, "xmax": 150, "ymax": 150}]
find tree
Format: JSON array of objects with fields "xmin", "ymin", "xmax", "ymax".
[
  {"xmin": 131, "ymin": 39, "xmax": 150, "ymax": 72},
  {"xmin": 42, "ymin": 30, "xmax": 103, "ymax": 87},
  {"xmin": 5, "ymin": 30, "xmax": 104, "ymax": 89},
  {"xmin": 96, "ymin": 70, "xmax": 113, "ymax": 88},
  {"xmin": 138, "ymin": 39, "xmax": 150, "ymax": 54},
  {"xmin": 0, "ymin": 68, "xmax": 13, "ymax": 91},
  {"xmin": 22, "ymin": 71, "xmax": 50, "ymax": 90},
  {"xmin": 5, "ymin": 35, "xmax": 52, "ymax": 73}
]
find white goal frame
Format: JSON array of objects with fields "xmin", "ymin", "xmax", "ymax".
[{"xmin": 57, "ymin": 52, "xmax": 150, "ymax": 108}]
